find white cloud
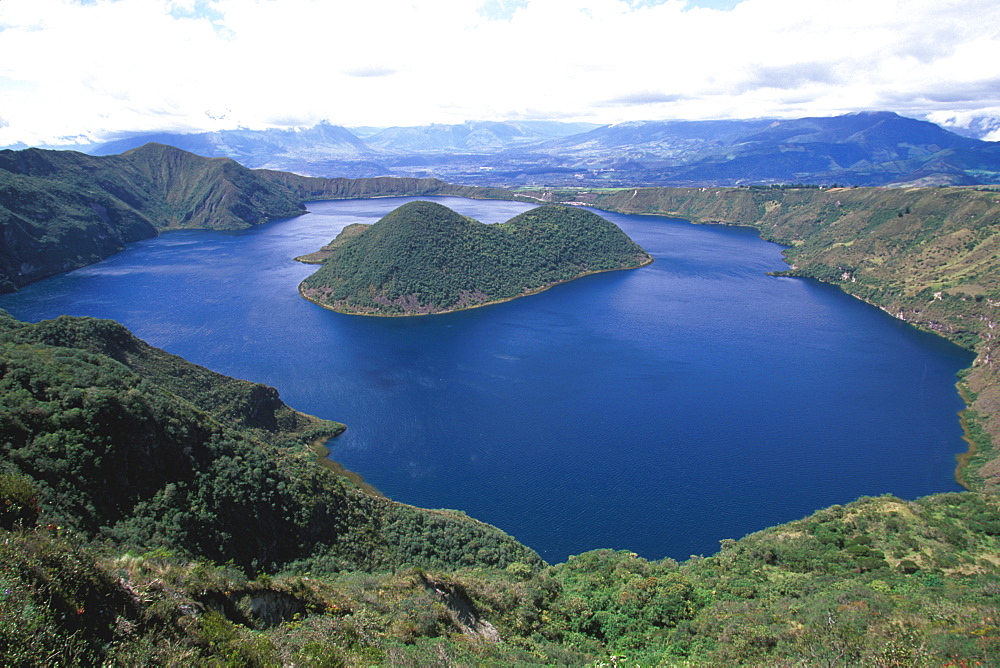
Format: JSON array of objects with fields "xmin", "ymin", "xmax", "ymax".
[{"xmin": 0, "ymin": 0, "xmax": 998, "ymax": 145}]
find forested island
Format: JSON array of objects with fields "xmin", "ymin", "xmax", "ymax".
[
  {"xmin": 3, "ymin": 143, "xmax": 1000, "ymax": 664},
  {"xmin": 0, "ymin": 144, "xmax": 524, "ymax": 293},
  {"xmin": 297, "ymin": 201, "xmax": 653, "ymax": 315}
]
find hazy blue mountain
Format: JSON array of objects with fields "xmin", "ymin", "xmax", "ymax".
[
  {"xmin": 362, "ymin": 120, "xmax": 602, "ymax": 152},
  {"xmin": 57, "ymin": 113, "xmax": 1000, "ymax": 186},
  {"xmin": 538, "ymin": 112, "xmax": 980, "ymax": 160},
  {"xmin": 536, "ymin": 118, "xmax": 766, "ymax": 152},
  {"xmin": 505, "ymin": 112, "xmax": 1000, "ymax": 186},
  {"xmin": 91, "ymin": 123, "xmax": 376, "ymax": 175},
  {"xmin": 363, "ymin": 112, "xmax": 1000, "ymax": 186}
]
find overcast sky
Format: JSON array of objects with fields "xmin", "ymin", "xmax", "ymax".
[{"xmin": 1, "ymin": 0, "xmax": 999, "ymax": 146}]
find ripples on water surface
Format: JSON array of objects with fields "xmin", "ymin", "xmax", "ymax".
[{"xmin": 0, "ymin": 197, "xmax": 973, "ymax": 563}]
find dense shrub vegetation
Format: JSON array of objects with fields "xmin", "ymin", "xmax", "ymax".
[
  {"xmin": 299, "ymin": 201, "xmax": 652, "ymax": 314},
  {"xmin": 2, "ymin": 481, "xmax": 999, "ymax": 664},
  {"xmin": 0, "ymin": 312, "xmax": 539, "ymax": 576}
]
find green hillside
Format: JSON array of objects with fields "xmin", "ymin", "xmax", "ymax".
[
  {"xmin": 0, "ymin": 144, "xmax": 537, "ymax": 294},
  {"xmin": 299, "ymin": 201, "xmax": 653, "ymax": 315},
  {"xmin": 4, "ymin": 149, "xmax": 1000, "ymax": 663},
  {"xmin": 1, "ymin": 309, "xmax": 997, "ymax": 665},
  {"xmin": 0, "ymin": 144, "xmax": 304, "ymax": 292},
  {"xmin": 0, "ymin": 312, "xmax": 540, "ymax": 575}
]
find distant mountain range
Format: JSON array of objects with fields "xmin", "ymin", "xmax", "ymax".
[
  {"xmin": 88, "ymin": 121, "xmax": 602, "ymax": 179},
  {"xmin": 75, "ymin": 112, "xmax": 1000, "ymax": 187}
]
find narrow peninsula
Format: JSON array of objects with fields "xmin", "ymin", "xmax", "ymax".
[{"xmin": 298, "ymin": 201, "xmax": 653, "ymax": 315}]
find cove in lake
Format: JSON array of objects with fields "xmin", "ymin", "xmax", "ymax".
[{"xmin": 0, "ymin": 197, "xmax": 974, "ymax": 564}]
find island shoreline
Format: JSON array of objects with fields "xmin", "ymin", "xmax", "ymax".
[{"xmin": 297, "ymin": 255, "xmax": 654, "ymax": 317}]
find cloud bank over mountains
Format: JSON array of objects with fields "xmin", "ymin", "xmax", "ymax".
[{"xmin": 1, "ymin": 0, "xmax": 998, "ymax": 146}]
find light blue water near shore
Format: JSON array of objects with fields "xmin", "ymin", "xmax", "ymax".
[{"xmin": 0, "ymin": 197, "xmax": 973, "ymax": 563}]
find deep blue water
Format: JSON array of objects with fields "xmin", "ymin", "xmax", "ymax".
[{"xmin": 0, "ymin": 197, "xmax": 974, "ymax": 564}]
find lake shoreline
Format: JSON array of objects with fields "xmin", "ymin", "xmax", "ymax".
[
  {"xmin": 0, "ymin": 196, "xmax": 970, "ymax": 563},
  {"xmin": 308, "ymin": 434, "xmax": 386, "ymax": 498}
]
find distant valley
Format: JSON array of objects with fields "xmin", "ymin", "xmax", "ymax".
[{"xmin": 64, "ymin": 111, "xmax": 1000, "ymax": 188}]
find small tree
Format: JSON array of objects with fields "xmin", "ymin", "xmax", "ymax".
[{"xmin": 0, "ymin": 475, "xmax": 40, "ymax": 529}]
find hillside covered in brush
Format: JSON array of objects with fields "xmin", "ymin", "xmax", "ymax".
[
  {"xmin": 298, "ymin": 201, "xmax": 652, "ymax": 315},
  {"xmin": 0, "ymin": 311, "xmax": 540, "ymax": 575},
  {"xmin": 0, "ymin": 144, "xmax": 301, "ymax": 292},
  {"xmin": 0, "ymin": 144, "xmax": 525, "ymax": 293},
  {"xmin": 3, "ymin": 447, "xmax": 1000, "ymax": 663}
]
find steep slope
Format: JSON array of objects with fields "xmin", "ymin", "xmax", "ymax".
[
  {"xmin": 0, "ymin": 311, "xmax": 542, "ymax": 573},
  {"xmin": 0, "ymin": 142, "xmax": 532, "ymax": 294},
  {"xmin": 0, "ymin": 313, "xmax": 329, "ymax": 443},
  {"xmin": 0, "ymin": 144, "xmax": 305, "ymax": 292},
  {"xmin": 298, "ymin": 201, "xmax": 653, "ymax": 315},
  {"xmin": 0, "ymin": 165, "xmax": 158, "ymax": 292},
  {"xmin": 115, "ymin": 143, "xmax": 305, "ymax": 229}
]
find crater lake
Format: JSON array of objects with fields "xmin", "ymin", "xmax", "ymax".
[{"xmin": 0, "ymin": 197, "xmax": 974, "ymax": 564}]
